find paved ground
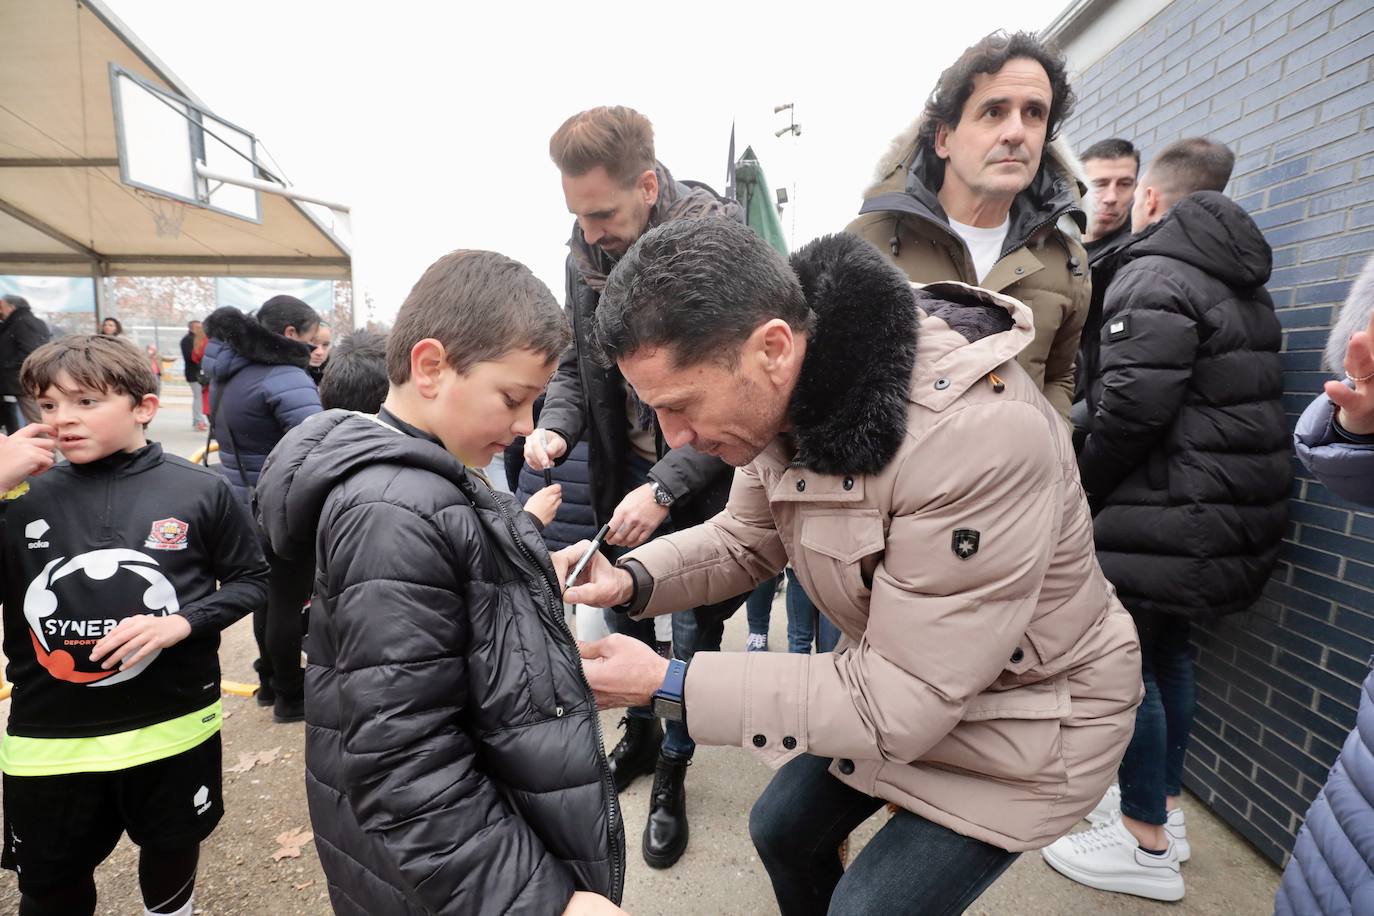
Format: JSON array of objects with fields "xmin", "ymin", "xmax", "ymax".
[{"xmin": 0, "ymin": 388, "xmax": 1284, "ymax": 913}]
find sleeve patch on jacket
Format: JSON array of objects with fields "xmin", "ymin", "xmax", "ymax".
[
  {"xmin": 952, "ymin": 528, "xmax": 981, "ymax": 560},
  {"xmin": 1107, "ymin": 316, "xmax": 1130, "ymax": 341}
]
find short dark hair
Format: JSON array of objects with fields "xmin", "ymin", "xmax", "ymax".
[
  {"xmin": 3, "ymin": 294, "xmax": 30, "ymax": 310},
  {"xmin": 549, "ymin": 106, "xmax": 656, "ymax": 187},
  {"xmin": 593, "ymin": 217, "xmax": 811, "ymax": 369},
  {"xmin": 917, "ymin": 31, "xmax": 1075, "ymax": 156},
  {"xmin": 21, "ymin": 334, "xmax": 157, "ymax": 404},
  {"xmin": 1145, "ymin": 137, "xmax": 1236, "ymax": 200},
  {"xmin": 256, "ymin": 295, "xmax": 320, "ymax": 339},
  {"xmin": 1082, "ymin": 137, "xmax": 1139, "ymax": 166},
  {"xmin": 319, "ymin": 330, "xmax": 389, "ymax": 413},
  {"xmin": 101, "ymin": 316, "xmax": 124, "ymax": 335},
  {"xmin": 387, "ymin": 250, "xmax": 570, "ymax": 384}
]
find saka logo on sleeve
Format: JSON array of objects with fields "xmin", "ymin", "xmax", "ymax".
[
  {"xmin": 25, "ymin": 519, "xmax": 49, "ymax": 550},
  {"xmin": 145, "ymin": 517, "xmax": 190, "ymax": 551}
]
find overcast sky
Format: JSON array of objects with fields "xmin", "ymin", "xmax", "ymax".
[{"xmin": 107, "ymin": 0, "xmax": 1068, "ymax": 323}]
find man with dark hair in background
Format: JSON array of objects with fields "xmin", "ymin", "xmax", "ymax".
[
  {"xmin": 524, "ymin": 105, "xmax": 747, "ymax": 869},
  {"xmin": 1082, "ymin": 138, "xmax": 1139, "ymax": 248},
  {"xmin": 1072, "ymin": 138, "xmax": 1140, "ymax": 420},
  {"xmin": 318, "ymin": 329, "xmax": 388, "ymax": 413},
  {"xmin": 847, "ymin": 30, "xmax": 1091, "ymax": 421},
  {"xmin": 1043, "ymin": 137, "xmax": 1290, "ymax": 902},
  {"xmin": 0, "ymin": 295, "xmax": 51, "ymax": 433}
]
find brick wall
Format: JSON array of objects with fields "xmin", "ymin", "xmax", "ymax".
[{"xmin": 1059, "ymin": 0, "xmax": 1374, "ymax": 866}]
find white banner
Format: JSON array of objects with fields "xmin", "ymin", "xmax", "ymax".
[
  {"xmin": 0, "ymin": 276, "xmax": 96, "ymax": 313},
  {"xmin": 214, "ymin": 277, "xmax": 334, "ymax": 314}
]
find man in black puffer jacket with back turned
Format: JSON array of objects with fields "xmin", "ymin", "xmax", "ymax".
[
  {"xmin": 0, "ymin": 295, "xmax": 51, "ymax": 433},
  {"xmin": 1044, "ymin": 137, "xmax": 1290, "ymax": 901}
]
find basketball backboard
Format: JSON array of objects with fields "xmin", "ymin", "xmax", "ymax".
[{"xmin": 110, "ymin": 64, "xmax": 261, "ymax": 223}]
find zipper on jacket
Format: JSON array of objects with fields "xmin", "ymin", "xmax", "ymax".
[
  {"xmin": 902, "ymin": 204, "xmax": 1079, "ymax": 282},
  {"xmin": 489, "ymin": 483, "xmax": 626, "ymax": 902},
  {"xmin": 101, "ymin": 474, "xmax": 115, "ymax": 542}
]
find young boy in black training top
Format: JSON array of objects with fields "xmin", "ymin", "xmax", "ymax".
[
  {"xmin": 255, "ymin": 250, "xmax": 625, "ymax": 915},
  {"xmin": 0, "ymin": 335, "xmax": 268, "ymax": 916}
]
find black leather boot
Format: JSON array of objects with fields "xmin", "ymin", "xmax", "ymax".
[
  {"xmin": 254, "ymin": 658, "xmax": 275, "ymax": 707},
  {"xmin": 606, "ymin": 716, "xmax": 662, "ymax": 792},
  {"xmin": 273, "ymin": 692, "xmax": 305, "ymax": 724},
  {"xmin": 642, "ymin": 754, "xmax": 689, "ymax": 869}
]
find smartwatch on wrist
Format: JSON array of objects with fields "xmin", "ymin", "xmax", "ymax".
[{"xmin": 651, "ymin": 658, "xmax": 688, "ymax": 722}]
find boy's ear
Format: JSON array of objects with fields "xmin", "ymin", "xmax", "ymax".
[
  {"xmin": 133, "ymin": 393, "xmax": 158, "ymax": 425},
  {"xmin": 410, "ymin": 338, "xmax": 450, "ymax": 398}
]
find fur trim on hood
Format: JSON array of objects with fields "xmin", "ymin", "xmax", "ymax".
[
  {"xmin": 788, "ymin": 233, "xmax": 918, "ymax": 475},
  {"xmin": 786, "ymin": 234, "xmax": 1017, "ymax": 476},
  {"xmin": 862, "ymin": 115, "xmax": 1094, "ymax": 232},
  {"xmin": 1325, "ymin": 254, "xmax": 1374, "ymax": 375},
  {"xmin": 204, "ymin": 306, "xmax": 314, "ymax": 369}
]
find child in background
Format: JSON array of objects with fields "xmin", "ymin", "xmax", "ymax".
[{"xmin": 0, "ymin": 335, "xmax": 268, "ymax": 916}]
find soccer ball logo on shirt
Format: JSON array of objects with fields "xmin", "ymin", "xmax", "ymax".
[{"xmin": 23, "ymin": 548, "xmax": 181, "ymax": 686}]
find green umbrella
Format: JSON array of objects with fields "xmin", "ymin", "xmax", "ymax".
[{"xmin": 735, "ymin": 145, "xmax": 788, "ymax": 256}]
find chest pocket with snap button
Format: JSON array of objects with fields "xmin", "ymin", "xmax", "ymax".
[{"xmin": 798, "ymin": 511, "xmax": 886, "ymax": 622}]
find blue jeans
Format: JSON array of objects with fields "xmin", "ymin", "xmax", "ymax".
[
  {"xmin": 750, "ymin": 754, "xmax": 1018, "ymax": 915},
  {"xmin": 747, "ymin": 575, "xmax": 783, "ymax": 635},
  {"xmin": 784, "ymin": 569, "xmax": 840, "ymax": 654},
  {"xmin": 1119, "ymin": 613, "xmax": 1195, "ymax": 826}
]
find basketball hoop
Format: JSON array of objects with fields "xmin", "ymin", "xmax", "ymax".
[{"xmin": 138, "ymin": 190, "xmax": 187, "ymax": 239}]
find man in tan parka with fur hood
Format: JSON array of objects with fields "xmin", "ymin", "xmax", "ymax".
[
  {"xmin": 559, "ymin": 218, "xmax": 1141, "ymax": 916},
  {"xmin": 846, "ymin": 30, "xmax": 1090, "ymax": 420}
]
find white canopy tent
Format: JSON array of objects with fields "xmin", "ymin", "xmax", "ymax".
[{"xmin": 0, "ymin": 0, "xmax": 351, "ymax": 322}]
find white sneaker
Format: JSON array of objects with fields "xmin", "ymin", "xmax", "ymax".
[
  {"xmin": 1086, "ymin": 784, "xmax": 1120, "ymax": 825},
  {"xmin": 1085, "ymin": 787, "xmax": 1190, "ymax": 864},
  {"xmin": 1041, "ymin": 817, "xmax": 1185, "ymax": 902},
  {"xmin": 1167, "ymin": 807, "xmax": 1190, "ymax": 863},
  {"xmin": 745, "ymin": 633, "xmax": 769, "ymax": 652}
]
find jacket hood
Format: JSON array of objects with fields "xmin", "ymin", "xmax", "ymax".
[
  {"xmin": 1123, "ymin": 191, "xmax": 1272, "ymax": 290},
  {"xmin": 256, "ymin": 410, "xmax": 474, "ymax": 563},
  {"xmin": 859, "ymin": 114, "xmax": 1091, "ymax": 240},
  {"xmin": 1325, "ymin": 254, "xmax": 1374, "ymax": 375},
  {"xmin": 203, "ymin": 306, "xmax": 314, "ymax": 381},
  {"xmin": 786, "ymin": 233, "xmax": 1014, "ymax": 476}
]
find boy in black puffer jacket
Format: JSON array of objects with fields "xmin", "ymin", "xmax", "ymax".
[{"xmin": 256, "ymin": 251, "xmax": 625, "ymax": 916}]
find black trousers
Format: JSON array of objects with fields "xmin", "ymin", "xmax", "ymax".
[{"xmin": 255, "ymin": 535, "xmax": 313, "ymax": 699}]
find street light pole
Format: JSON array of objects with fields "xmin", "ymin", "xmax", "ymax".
[{"xmin": 773, "ymin": 103, "xmax": 801, "ymax": 249}]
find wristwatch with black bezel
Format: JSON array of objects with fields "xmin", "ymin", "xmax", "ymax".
[{"xmin": 649, "ymin": 478, "xmax": 675, "ymax": 507}]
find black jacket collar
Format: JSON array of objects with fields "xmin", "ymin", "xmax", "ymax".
[{"xmin": 70, "ymin": 441, "xmax": 163, "ymax": 477}]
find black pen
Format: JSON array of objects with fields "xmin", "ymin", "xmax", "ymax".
[
  {"xmin": 565, "ymin": 522, "xmax": 611, "ymax": 592},
  {"xmin": 538, "ymin": 431, "xmax": 554, "ymax": 488}
]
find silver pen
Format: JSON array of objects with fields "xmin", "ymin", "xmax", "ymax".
[{"xmin": 565, "ymin": 523, "xmax": 612, "ymax": 592}]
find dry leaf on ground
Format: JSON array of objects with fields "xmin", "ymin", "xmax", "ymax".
[
  {"xmin": 271, "ymin": 826, "xmax": 314, "ymax": 862},
  {"xmin": 226, "ymin": 746, "xmax": 281, "ymax": 774}
]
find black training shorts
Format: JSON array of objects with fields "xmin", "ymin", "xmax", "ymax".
[{"xmin": 1, "ymin": 733, "xmax": 223, "ymax": 893}]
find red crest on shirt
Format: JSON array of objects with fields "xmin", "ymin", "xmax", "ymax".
[{"xmin": 145, "ymin": 517, "xmax": 189, "ymax": 551}]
